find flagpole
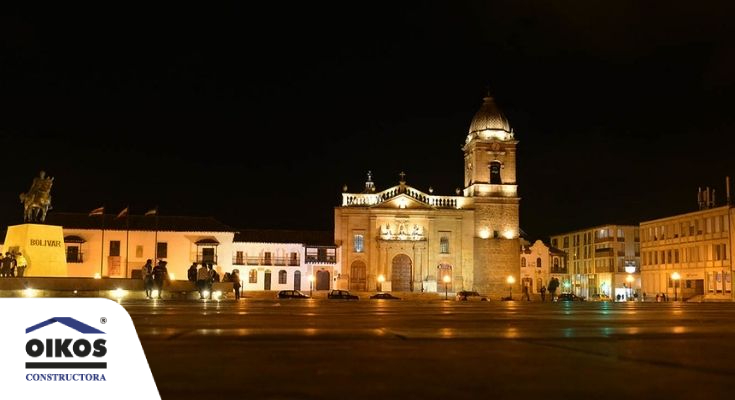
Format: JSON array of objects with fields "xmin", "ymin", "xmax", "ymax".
[
  {"xmin": 125, "ymin": 206, "xmax": 130, "ymax": 278},
  {"xmin": 100, "ymin": 211, "xmax": 105, "ymax": 277}
]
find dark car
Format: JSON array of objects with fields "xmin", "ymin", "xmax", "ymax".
[
  {"xmin": 369, "ymin": 292, "xmax": 401, "ymax": 300},
  {"xmin": 277, "ymin": 290, "xmax": 310, "ymax": 299},
  {"xmin": 556, "ymin": 293, "xmax": 584, "ymax": 302},
  {"xmin": 327, "ymin": 290, "xmax": 359, "ymax": 300},
  {"xmin": 455, "ymin": 290, "xmax": 488, "ymax": 301}
]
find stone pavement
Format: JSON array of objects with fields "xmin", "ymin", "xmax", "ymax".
[{"xmin": 122, "ymin": 299, "xmax": 735, "ymax": 400}]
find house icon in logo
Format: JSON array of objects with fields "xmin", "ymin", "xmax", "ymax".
[{"xmin": 26, "ymin": 317, "xmax": 105, "ymax": 334}]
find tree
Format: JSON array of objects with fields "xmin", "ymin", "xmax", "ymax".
[{"xmin": 548, "ymin": 277, "xmax": 560, "ymax": 300}]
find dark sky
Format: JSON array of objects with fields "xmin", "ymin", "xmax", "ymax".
[{"xmin": 2, "ymin": 1, "xmax": 735, "ymax": 240}]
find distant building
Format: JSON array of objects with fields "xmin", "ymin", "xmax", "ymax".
[
  {"xmin": 232, "ymin": 229, "xmax": 339, "ymax": 293},
  {"xmin": 520, "ymin": 239, "xmax": 569, "ymax": 295},
  {"xmin": 334, "ymin": 94, "xmax": 521, "ymax": 298},
  {"xmin": 550, "ymin": 224, "xmax": 640, "ymax": 299},
  {"xmin": 640, "ymin": 188, "xmax": 733, "ymax": 301}
]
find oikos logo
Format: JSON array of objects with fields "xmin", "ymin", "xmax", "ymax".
[{"xmin": 24, "ymin": 317, "xmax": 108, "ymax": 382}]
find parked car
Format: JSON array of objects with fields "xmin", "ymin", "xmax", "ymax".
[
  {"xmin": 556, "ymin": 293, "xmax": 585, "ymax": 302},
  {"xmin": 277, "ymin": 290, "xmax": 310, "ymax": 299},
  {"xmin": 369, "ymin": 292, "xmax": 401, "ymax": 300},
  {"xmin": 327, "ymin": 290, "xmax": 359, "ymax": 300},
  {"xmin": 455, "ymin": 290, "xmax": 488, "ymax": 301},
  {"xmin": 589, "ymin": 293, "xmax": 612, "ymax": 302}
]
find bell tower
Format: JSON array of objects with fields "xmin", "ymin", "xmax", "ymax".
[{"xmin": 463, "ymin": 94, "xmax": 520, "ymax": 298}]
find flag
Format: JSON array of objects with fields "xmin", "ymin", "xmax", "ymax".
[
  {"xmin": 116, "ymin": 207, "xmax": 129, "ymax": 219},
  {"xmin": 89, "ymin": 206, "xmax": 104, "ymax": 216},
  {"xmin": 145, "ymin": 207, "xmax": 158, "ymax": 216}
]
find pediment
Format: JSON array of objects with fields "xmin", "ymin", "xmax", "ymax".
[{"xmin": 371, "ymin": 193, "xmax": 435, "ymax": 210}]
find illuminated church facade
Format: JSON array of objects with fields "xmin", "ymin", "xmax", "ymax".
[{"xmin": 334, "ymin": 95, "xmax": 521, "ymax": 298}]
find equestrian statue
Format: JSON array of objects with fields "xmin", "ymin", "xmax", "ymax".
[{"xmin": 19, "ymin": 170, "xmax": 54, "ymax": 223}]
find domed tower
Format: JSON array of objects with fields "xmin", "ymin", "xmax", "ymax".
[{"xmin": 463, "ymin": 93, "xmax": 520, "ymax": 298}]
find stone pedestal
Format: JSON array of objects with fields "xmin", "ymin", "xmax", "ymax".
[{"xmin": 3, "ymin": 224, "xmax": 67, "ymax": 277}]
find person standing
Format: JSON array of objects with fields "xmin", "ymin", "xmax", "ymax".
[
  {"xmin": 15, "ymin": 252, "xmax": 28, "ymax": 278},
  {"xmin": 1, "ymin": 253, "xmax": 15, "ymax": 278},
  {"xmin": 540, "ymin": 285, "xmax": 547, "ymax": 302},
  {"xmin": 196, "ymin": 264, "xmax": 210, "ymax": 299},
  {"xmin": 231, "ymin": 269, "xmax": 242, "ymax": 300},
  {"xmin": 152, "ymin": 260, "xmax": 167, "ymax": 299},
  {"xmin": 522, "ymin": 285, "xmax": 531, "ymax": 301},
  {"xmin": 141, "ymin": 259, "xmax": 154, "ymax": 299},
  {"xmin": 0, "ymin": 253, "xmax": 6, "ymax": 277},
  {"xmin": 187, "ymin": 262, "xmax": 198, "ymax": 283}
]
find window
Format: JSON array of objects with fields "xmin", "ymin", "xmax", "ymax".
[
  {"xmin": 354, "ymin": 234, "xmax": 364, "ymax": 252},
  {"xmin": 156, "ymin": 242, "xmax": 168, "ymax": 259},
  {"xmin": 249, "ymin": 269, "xmax": 257, "ymax": 283},
  {"xmin": 563, "ymin": 237, "xmax": 569, "ymax": 248},
  {"xmin": 289, "ymin": 252, "xmax": 299, "ymax": 266},
  {"xmin": 264, "ymin": 252, "xmax": 272, "ymax": 265},
  {"xmin": 553, "ymin": 258, "xmax": 559, "ymax": 269},
  {"xmin": 552, "ymin": 239, "xmax": 558, "ymax": 248},
  {"xmin": 521, "ymin": 258, "xmax": 526, "ymax": 268},
  {"xmin": 278, "ymin": 270, "xmax": 287, "ymax": 284},
  {"xmin": 135, "ymin": 245, "xmax": 143, "ymax": 258},
  {"xmin": 109, "ymin": 241, "xmax": 121, "ymax": 257},
  {"xmin": 489, "ymin": 161, "xmax": 502, "ymax": 184},
  {"xmin": 440, "ymin": 236, "xmax": 449, "ymax": 254},
  {"xmin": 536, "ymin": 257, "xmax": 542, "ymax": 268}
]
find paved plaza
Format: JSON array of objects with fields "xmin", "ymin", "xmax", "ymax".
[{"xmin": 123, "ymin": 297, "xmax": 735, "ymax": 400}]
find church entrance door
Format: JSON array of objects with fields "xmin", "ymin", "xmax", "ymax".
[
  {"xmin": 264, "ymin": 270, "xmax": 272, "ymax": 290},
  {"xmin": 350, "ymin": 261, "xmax": 367, "ymax": 291},
  {"xmin": 391, "ymin": 254, "xmax": 412, "ymax": 292},
  {"xmin": 294, "ymin": 270, "xmax": 301, "ymax": 291}
]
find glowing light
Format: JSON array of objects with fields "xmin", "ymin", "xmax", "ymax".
[
  {"xmin": 202, "ymin": 290, "xmax": 210, "ymax": 299},
  {"xmin": 152, "ymin": 290, "xmax": 159, "ymax": 298},
  {"xmin": 626, "ymin": 275, "xmax": 634, "ymax": 284},
  {"xmin": 503, "ymin": 229, "xmax": 515, "ymax": 239},
  {"xmin": 25, "ymin": 288, "xmax": 35, "ymax": 297},
  {"xmin": 168, "ymin": 273, "xmax": 175, "ymax": 281},
  {"xmin": 479, "ymin": 228, "xmax": 490, "ymax": 239},
  {"xmin": 213, "ymin": 291, "xmax": 222, "ymax": 300},
  {"xmin": 308, "ymin": 275, "xmax": 315, "ymax": 283},
  {"xmin": 377, "ymin": 274, "xmax": 385, "ymax": 283},
  {"xmin": 397, "ymin": 198, "xmax": 408, "ymax": 209},
  {"xmin": 114, "ymin": 288, "xmax": 125, "ymax": 299},
  {"xmin": 506, "ymin": 275, "xmax": 515, "ymax": 285},
  {"xmin": 93, "ymin": 273, "xmax": 101, "ymax": 279},
  {"xmin": 671, "ymin": 272, "xmax": 681, "ymax": 280},
  {"xmin": 443, "ymin": 275, "xmax": 451, "ymax": 284}
]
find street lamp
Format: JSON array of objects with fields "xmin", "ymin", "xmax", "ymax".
[
  {"xmin": 671, "ymin": 272, "xmax": 681, "ymax": 301},
  {"xmin": 442, "ymin": 274, "xmax": 451, "ymax": 300},
  {"xmin": 506, "ymin": 275, "xmax": 515, "ymax": 300},
  {"xmin": 308, "ymin": 274, "xmax": 315, "ymax": 297},
  {"xmin": 626, "ymin": 274, "xmax": 634, "ymax": 301},
  {"xmin": 377, "ymin": 274, "xmax": 385, "ymax": 292}
]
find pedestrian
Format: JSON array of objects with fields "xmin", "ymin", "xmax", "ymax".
[
  {"xmin": 1, "ymin": 252, "xmax": 15, "ymax": 278},
  {"xmin": 141, "ymin": 259, "xmax": 154, "ymax": 299},
  {"xmin": 0, "ymin": 253, "xmax": 6, "ymax": 277},
  {"xmin": 642, "ymin": 292, "xmax": 647, "ymax": 302},
  {"xmin": 522, "ymin": 285, "xmax": 531, "ymax": 301},
  {"xmin": 152, "ymin": 260, "xmax": 167, "ymax": 299},
  {"xmin": 196, "ymin": 263, "xmax": 210, "ymax": 299},
  {"xmin": 187, "ymin": 262, "xmax": 198, "ymax": 282},
  {"xmin": 231, "ymin": 269, "xmax": 242, "ymax": 300},
  {"xmin": 540, "ymin": 285, "xmax": 546, "ymax": 302},
  {"xmin": 15, "ymin": 252, "xmax": 28, "ymax": 278}
]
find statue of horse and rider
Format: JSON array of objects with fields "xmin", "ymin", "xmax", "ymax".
[{"xmin": 20, "ymin": 170, "xmax": 54, "ymax": 223}]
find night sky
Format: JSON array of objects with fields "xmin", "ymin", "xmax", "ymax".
[{"xmin": 2, "ymin": 1, "xmax": 735, "ymax": 240}]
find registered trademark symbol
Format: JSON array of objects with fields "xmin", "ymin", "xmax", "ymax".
[{"xmin": 100, "ymin": 317, "xmax": 107, "ymax": 324}]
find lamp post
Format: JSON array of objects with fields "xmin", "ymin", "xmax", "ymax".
[
  {"xmin": 626, "ymin": 274, "xmax": 634, "ymax": 301},
  {"xmin": 507, "ymin": 275, "xmax": 515, "ymax": 300},
  {"xmin": 377, "ymin": 274, "xmax": 385, "ymax": 292},
  {"xmin": 443, "ymin": 274, "xmax": 451, "ymax": 300},
  {"xmin": 308, "ymin": 274, "xmax": 315, "ymax": 297},
  {"xmin": 671, "ymin": 272, "xmax": 681, "ymax": 301}
]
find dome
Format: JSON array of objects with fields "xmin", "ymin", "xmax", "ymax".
[{"xmin": 467, "ymin": 95, "xmax": 512, "ymax": 141}]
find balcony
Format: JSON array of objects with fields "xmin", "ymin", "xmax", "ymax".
[
  {"xmin": 594, "ymin": 236, "xmax": 614, "ymax": 244},
  {"xmin": 550, "ymin": 267, "xmax": 568, "ymax": 274},
  {"xmin": 595, "ymin": 248, "xmax": 614, "ymax": 257},
  {"xmin": 66, "ymin": 252, "xmax": 84, "ymax": 263},
  {"xmin": 234, "ymin": 256, "xmax": 300, "ymax": 266},
  {"xmin": 195, "ymin": 255, "xmax": 218, "ymax": 265},
  {"xmin": 305, "ymin": 255, "xmax": 337, "ymax": 264}
]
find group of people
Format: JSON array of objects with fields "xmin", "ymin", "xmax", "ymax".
[
  {"xmin": 0, "ymin": 252, "xmax": 28, "ymax": 278},
  {"xmin": 140, "ymin": 259, "xmax": 169, "ymax": 299}
]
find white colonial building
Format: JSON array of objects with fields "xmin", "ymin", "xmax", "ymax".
[{"xmin": 520, "ymin": 239, "xmax": 569, "ymax": 295}]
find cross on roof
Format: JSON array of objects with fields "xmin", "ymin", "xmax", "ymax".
[{"xmin": 399, "ymin": 171, "xmax": 406, "ymax": 182}]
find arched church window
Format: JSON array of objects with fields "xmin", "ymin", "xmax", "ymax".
[
  {"xmin": 354, "ymin": 235, "xmax": 364, "ymax": 253},
  {"xmin": 489, "ymin": 161, "xmax": 502, "ymax": 184},
  {"xmin": 440, "ymin": 237, "xmax": 449, "ymax": 254}
]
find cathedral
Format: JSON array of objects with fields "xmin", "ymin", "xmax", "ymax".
[{"xmin": 334, "ymin": 94, "xmax": 521, "ymax": 298}]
